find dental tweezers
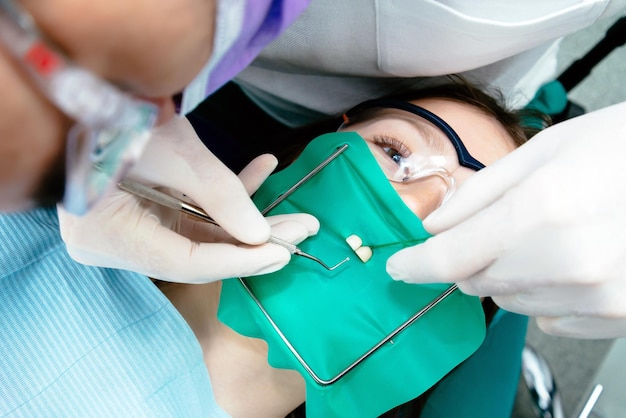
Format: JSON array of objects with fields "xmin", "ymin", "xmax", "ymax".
[{"xmin": 118, "ymin": 178, "xmax": 349, "ymax": 271}]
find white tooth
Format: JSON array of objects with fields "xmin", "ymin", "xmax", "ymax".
[
  {"xmin": 355, "ymin": 246, "xmax": 373, "ymax": 263},
  {"xmin": 345, "ymin": 234, "xmax": 363, "ymax": 251}
]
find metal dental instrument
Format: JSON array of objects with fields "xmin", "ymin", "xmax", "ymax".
[
  {"xmin": 118, "ymin": 178, "xmax": 349, "ymax": 271},
  {"xmin": 261, "ymin": 144, "xmax": 349, "ymax": 215},
  {"xmin": 239, "ymin": 280, "xmax": 460, "ymax": 385},
  {"xmin": 266, "ymin": 236, "xmax": 348, "ymax": 271}
]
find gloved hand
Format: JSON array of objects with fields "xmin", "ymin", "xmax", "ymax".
[
  {"xmin": 58, "ymin": 116, "xmax": 319, "ymax": 283},
  {"xmin": 387, "ymin": 102, "xmax": 626, "ymax": 339}
]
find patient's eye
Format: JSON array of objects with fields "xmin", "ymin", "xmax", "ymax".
[
  {"xmin": 383, "ymin": 147, "xmax": 402, "ymax": 164},
  {"xmin": 372, "ymin": 135, "xmax": 410, "ymax": 165}
]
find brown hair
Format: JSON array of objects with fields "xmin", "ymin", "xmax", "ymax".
[{"xmin": 379, "ymin": 76, "xmax": 549, "ymax": 147}]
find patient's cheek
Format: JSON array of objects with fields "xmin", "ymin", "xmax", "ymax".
[
  {"xmin": 393, "ymin": 175, "xmax": 450, "ymax": 220},
  {"xmin": 398, "ymin": 193, "xmax": 440, "ymax": 220}
]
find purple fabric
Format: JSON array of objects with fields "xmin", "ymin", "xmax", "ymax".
[{"xmin": 205, "ymin": 0, "xmax": 309, "ymax": 95}]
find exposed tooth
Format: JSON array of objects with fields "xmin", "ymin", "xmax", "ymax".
[
  {"xmin": 345, "ymin": 234, "xmax": 363, "ymax": 251},
  {"xmin": 355, "ymin": 246, "xmax": 373, "ymax": 263}
]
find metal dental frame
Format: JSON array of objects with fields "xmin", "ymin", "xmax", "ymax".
[
  {"xmin": 235, "ymin": 143, "xmax": 458, "ymax": 386},
  {"xmin": 120, "ymin": 142, "xmax": 459, "ymax": 385}
]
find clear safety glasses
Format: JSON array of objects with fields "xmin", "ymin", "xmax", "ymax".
[
  {"xmin": 0, "ymin": 0, "xmax": 159, "ymax": 215},
  {"xmin": 341, "ymin": 99, "xmax": 486, "ymax": 213}
]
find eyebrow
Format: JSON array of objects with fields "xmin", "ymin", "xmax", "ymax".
[{"xmin": 395, "ymin": 114, "xmax": 453, "ymax": 155}]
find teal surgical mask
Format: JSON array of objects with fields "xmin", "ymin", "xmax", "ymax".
[{"xmin": 218, "ymin": 132, "xmax": 486, "ymax": 418}]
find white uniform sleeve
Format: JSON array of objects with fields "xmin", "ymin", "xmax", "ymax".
[{"xmin": 235, "ymin": 0, "xmax": 625, "ymax": 125}]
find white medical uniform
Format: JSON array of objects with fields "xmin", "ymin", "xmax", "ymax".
[{"xmin": 235, "ymin": 0, "xmax": 626, "ymax": 126}]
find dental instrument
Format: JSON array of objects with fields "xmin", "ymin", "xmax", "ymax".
[{"xmin": 117, "ymin": 178, "xmax": 349, "ymax": 271}]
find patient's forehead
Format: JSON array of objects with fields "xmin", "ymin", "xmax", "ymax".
[{"xmin": 409, "ymin": 97, "xmax": 517, "ymax": 166}]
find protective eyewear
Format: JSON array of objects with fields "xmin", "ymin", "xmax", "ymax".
[
  {"xmin": 0, "ymin": 0, "xmax": 159, "ymax": 215},
  {"xmin": 341, "ymin": 98, "xmax": 486, "ymax": 210}
]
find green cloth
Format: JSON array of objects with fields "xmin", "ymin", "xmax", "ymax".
[
  {"xmin": 218, "ymin": 132, "xmax": 486, "ymax": 418},
  {"xmin": 523, "ymin": 80, "xmax": 569, "ymax": 127}
]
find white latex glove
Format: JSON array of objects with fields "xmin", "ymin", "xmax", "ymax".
[
  {"xmin": 59, "ymin": 116, "xmax": 319, "ymax": 283},
  {"xmin": 387, "ymin": 102, "xmax": 626, "ymax": 339}
]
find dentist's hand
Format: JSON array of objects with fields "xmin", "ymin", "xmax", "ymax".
[
  {"xmin": 387, "ymin": 102, "xmax": 626, "ymax": 339},
  {"xmin": 58, "ymin": 116, "xmax": 319, "ymax": 283}
]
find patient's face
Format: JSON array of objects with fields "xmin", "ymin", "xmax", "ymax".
[{"xmin": 340, "ymin": 98, "xmax": 517, "ymax": 219}]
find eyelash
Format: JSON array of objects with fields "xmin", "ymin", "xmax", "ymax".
[{"xmin": 371, "ymin": 134, "xmax": 411, "ymax": 159}]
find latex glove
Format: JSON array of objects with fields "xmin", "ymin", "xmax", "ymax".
[
  {"xmin": 387, "ymin": 102, "xmax": 626, "ymax": 339},
  {"xmin": 59, "ymin": 116, "xmax": 319, "ymax": 283}
]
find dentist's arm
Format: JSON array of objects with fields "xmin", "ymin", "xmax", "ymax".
[{"xmin": 387, "ymin": 102, "xmax": 626, "ymax": 339}]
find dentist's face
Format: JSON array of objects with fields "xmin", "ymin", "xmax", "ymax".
[
  {"xmin": 341, "ymin": 98, "xmax": 517, "ymax": 219},
  {"xmin": 0, "ymin": 0, "xmax": 216, "ymax": 211}
]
